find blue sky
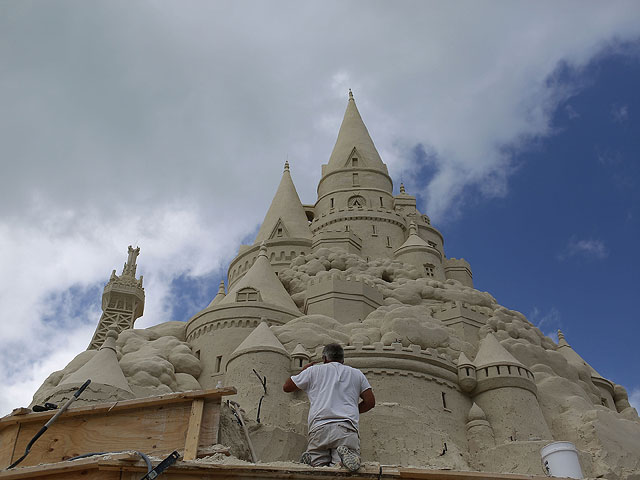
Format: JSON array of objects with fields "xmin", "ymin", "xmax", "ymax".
[
  {"xmin": 440, "ymin": 51, "xmax": 640, "ymax": 393},
  {"xmin": 1, "ymin": 1, "xmax": 639, "ymax": 415}
]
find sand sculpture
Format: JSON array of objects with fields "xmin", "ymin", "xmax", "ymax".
[{"xmin": 32, "ymin": 92, "xmax": 640, "ymax": 479}]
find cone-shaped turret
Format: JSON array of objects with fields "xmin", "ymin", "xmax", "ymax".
[
  {"xmin": 325, "ymin": 91, "xmax": 387, "ymax": 175},
  {"xmin": 255, "ymin": 161, "xmax": 311, "ymax": 243},
  {"xmin": 220, "ymin": 243, "xmax": 298, "ymax": 312},
  {"xmin": 397, "ymin": 221, "xmax": 429, "ymax": 250},
  {"xmin": 207, "ymin": 280, "xmax": 226, "ymax": 307},
  {"xmin": 225, "ymin": 320, "xmax": 291, "ymax": 426},
  {"xmin": 457, "ymin": 351, "xmax": 477, "ymax": 392},
  {"xmin": 291, "ymin": 343, "xmax": 312, "ymax": 370},
  {"xmin": 395, "ymin": 221, "xmax": 445, "ymax": 281},
  {"xmin": 465, "ymin": 402, "xmax": 495, "ymax": 455},
  {"xmin": 557, "ymin": 330, "xmax": 601, "ymax": 374},
  {"xmin": 471, "ymin": 334, "xmax": 550, "ymax": 441},
  {"xmin": 556, "ymin": 330, "xmax": 615, "ymax": 408},
  {"xmin": 468, "ymin": 402, "xmax": 488, "ymax": 422},
  {"xmin": 291, "ymin": 343, "xmax": 311, "ymax": 359},
  {"xmin": 61, "ymin": 330, "xmax": 133, "ymax": 394},
  {"xmin": 227, "ymin": 320, "xmax": 289, "ymax": 363},
  {"xmin": 473, "ymin": 333, "xmax": 525, "ymax": 369}
]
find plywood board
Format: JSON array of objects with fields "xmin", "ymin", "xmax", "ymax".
[
  {"xmin": 8, "ymin": 403, "xmax": 193, "ymax": 467},
  {"xmin": 399, "ymin": 467, "xmax": 551, "ymax": 480},
  {"xmin": 0, "ymin": 456, "xmax": 563, "ymax": 480},
  {"xmin": 0, "ymin": 387, "xmax": 235, "ymax": 431},
  {"xmin": 0, "ymin": 424, "xmax": 19, "ymax": 470},
  {"xmin": 0, "ymin": 389, "xmax": 229, "ymax": 470}
]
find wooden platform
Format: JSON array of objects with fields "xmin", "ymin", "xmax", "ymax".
[
  {"xmin": 0, "ymin": 388, "xmax": 235, "ymax": 470},
  {"xmin": 0, "ymin": 453, "xmax": 561, "ymax": 480},
  {"xmin": 0, "ymin": 388, "xmax": 567, "ymax": 480}
]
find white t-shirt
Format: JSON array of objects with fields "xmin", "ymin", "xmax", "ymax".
[{"xmin": 291, "ymin": 362, "xmax": 371, "ymax": 433}]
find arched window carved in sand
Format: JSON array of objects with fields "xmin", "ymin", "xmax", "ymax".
[{"xmin": 236, "ymin": 287, "xmax": 261, "ymax": 302}]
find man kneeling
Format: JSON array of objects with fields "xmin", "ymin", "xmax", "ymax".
[{"xmin": 283, "ymin": 343, "xmax": 375, "ymax": 471}]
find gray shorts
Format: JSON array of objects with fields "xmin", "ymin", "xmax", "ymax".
[{"xmin": 306, "ymin": 421, "xmax": 360, "ymax": 466}]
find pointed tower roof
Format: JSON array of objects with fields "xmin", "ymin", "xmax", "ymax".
[
  {"xmin": 325, "ymin": 91, "xmax": 387, "ymax": 175},
  {"xmin": 473, "ymin": 333, "xmax": 524, "ymax": 369},
  {"xmin": 556, "ymin": 330, "xmax": 605, "ymax": 378},
  {"xmin": 291, "ymin": 343, "xmax": 311, "ymax": 358},
  {"xmin": 254, "ymin": 161, "xmax": 311, "ymax": 243},
  {"xmin": 207, "ymin": 280, "xmax": 226, "ymax": 307},
  {"xmin": 467, "ymin": 402, "xmax": 487, "ymax": 422},
  {"xmin": 458, "ymin": 351, "xmax": 473, "ymax": 366},
  {"xmin": 60, "ymin": 330, "xmax": 133, "ymax": 394},
  {"xmin": 227, "ymin": 320, "xmax": 289, "ymax": 363},
  {"xmin": 220, "ymin": 243, "xmax": 298, "ymax": 312},
  {"xmin": 396, "ymin": 221, "xmax": 430, "ymax": 251}
]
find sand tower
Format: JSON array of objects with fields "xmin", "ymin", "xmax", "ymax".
[{"xmin": 87, "ymin": 246, "xmax": 145, "ymax": 350}]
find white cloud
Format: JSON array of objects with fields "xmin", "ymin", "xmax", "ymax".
[
  {"xmin": 1, "ymin": 1, "xmax": 640, "ymax": 415},
  {"xmin": 558, "ymin": 238, "xmax": 609, "ymax": 261},
  {"xmin": 0, "ymin": 202, "xmax": 243, "ymax": 414},
  {"xmin": 529, "ymin": 306, "xmax": 561, "ymax": 341},
  {"xmin": 565, "ymin": 104, "xmax": 580, "ymax": 119},
  {"xmin": 611, "ymin": 103, "xmax": 630, "ymax": 122}
]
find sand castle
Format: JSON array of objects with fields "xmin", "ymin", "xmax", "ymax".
[{"xmin": 29, "ymin": 92, "xmax": 640, "ymax": 479}]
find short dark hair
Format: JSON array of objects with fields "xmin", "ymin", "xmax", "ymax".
[{"xmin": 322, "ymin": 343, "xmax": 344, "ymax": 363}]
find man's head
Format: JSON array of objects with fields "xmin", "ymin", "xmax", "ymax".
[{"xmin": 322, "ymin": 343, "xmax": 344, "ymax": 364}]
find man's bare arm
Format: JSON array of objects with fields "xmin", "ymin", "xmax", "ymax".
[
  {"xmin": 359, "ymin": 388, "xmax": 375, "ymax": 413},
  {"xmin": 282, "ymin": 362, "xmax": 315, "ymax": 393},
  {"xmin": 283, "ymin": 377, "xmax": 299, "ymax": 392}
]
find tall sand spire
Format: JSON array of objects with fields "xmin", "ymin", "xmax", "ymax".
[
  {"xmin": 324, "ymin": 90, "xmax": 387, "ymax": 174},
  {"xmin": 254, "ymin": 161, "xmax": 311, "ymax": 243}
]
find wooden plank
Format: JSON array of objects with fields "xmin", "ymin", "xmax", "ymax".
[
  {"xmin": 8, "ymin": 403, "xmax": 193, "ymax": 468},
  {"xmin": 198, "ymin": 399, "xmax": 221, "ymax": 455},
  {"xmin": 0, "ymin": 387, "xmax": 236, "ymax": 430},
  {"xmin": 0, "ymin": 423, "xmax": 19, "ymax": 468},
  {"xmin": 183, "ymin": 399, "xmax": 204, "ymax": 461},
  {"xmin": 398, "ymin": 467, "xmax": 551, "ymax": 480},
  {"xmin": 0, "ymin": 470, "xmax": 116, "ymax": 480},
  {"xmin": 9, "ymin": 409, "xmax": 30, "ymax": 416},
  {"xmin": 0, "ymin": 456, "xmax": 558, "ymax": 480},
  {"xmin": 0, "ymin": 452, "xmax": 137, "ymax": 479},
  {"xmin": 100, "ymin": 461, "xmax": 390, "ymax": 479}
]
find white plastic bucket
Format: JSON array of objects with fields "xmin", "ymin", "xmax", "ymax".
[{"xmin": 540, "ymin": 441, "xmax": 584, "ymax": 479}]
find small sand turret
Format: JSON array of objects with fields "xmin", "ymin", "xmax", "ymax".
[
  {"xmin": 457, "ymin": 352, "xmax": 477, "ymax": 392},
  {"xmin": 556, "ymin": 330, "xmax": 617, "ymax": 410},
  {"xmin": 44, "ymin": 330, "xmax": 134, "ymax": 406},
  {"xmin": 394, "ymin": 221, "xmax": 446, "ymax": 281},
  {"xmin": 225, "ymin": 320, "xmax": 291, "ymax": 426},
  {"xmin": 471, "ymin": 333, "xmax": 551, "ymax": 442},
  {"xmin": 466, "ymin": 402, "xmax": 495, "ymax": 456},
  {"xmin": 290, "ymin": 343, "xmax": 311, "ymax": 372}
]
